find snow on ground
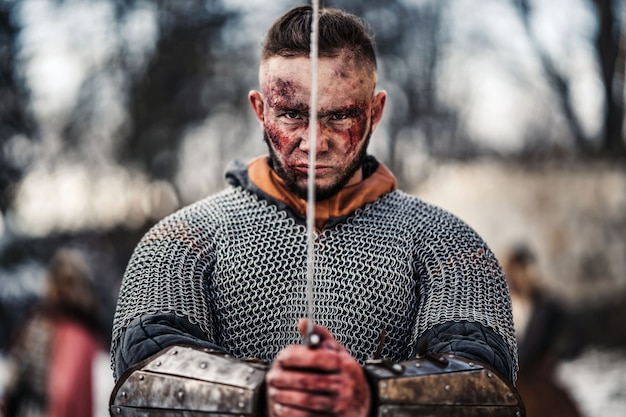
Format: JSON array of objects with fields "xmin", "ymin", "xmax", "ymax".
[
  {"xmin": 94, "ymin": 351, "xmax": 115, "ymax": 417},
  {"xmin": 0, "ymin": 354, "xmax": 7, "ymax": 401},
  {"xmin": 557, "ymin": 348, "xmax": 626, "ymax": 417}
]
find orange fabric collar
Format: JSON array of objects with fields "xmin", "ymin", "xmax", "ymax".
[{"xmin": 248, "ymin": 156, "xmax": 397, "ymax": 230}]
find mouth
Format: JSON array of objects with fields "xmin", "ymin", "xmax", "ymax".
[{"xmin": 294, "ymin": 164, "xmax": 332, "ymax": 177}]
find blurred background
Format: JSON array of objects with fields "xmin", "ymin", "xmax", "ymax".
[{"xmin": 0, "ymin": 0, "xmax": 624, "ymax": 416}]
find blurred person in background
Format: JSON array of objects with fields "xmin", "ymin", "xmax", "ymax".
[
  {"xmin": 504, "ymin": 244, "xmax": 582, "ymax": 417},
  {"xmin": 1, "ymin": 247, "xmax": 105, "ymax": 417}
]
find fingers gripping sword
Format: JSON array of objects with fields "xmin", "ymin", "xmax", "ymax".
[{"xmin": 304, "ymin": 0, "xmax": 321, "ymax": 348}]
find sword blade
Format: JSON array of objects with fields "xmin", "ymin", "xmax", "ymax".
[{"xmin": 305, "ymin": 0, "xmax": 320, "ymax": 346}]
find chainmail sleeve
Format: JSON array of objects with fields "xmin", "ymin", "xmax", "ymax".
[
  {"xmin": 110, "ymin": 194, "xmax": 222, "ymax": 365},
  {"xmin": 407, "ymin": 196, "xmax": 518, "ymax": 377}
]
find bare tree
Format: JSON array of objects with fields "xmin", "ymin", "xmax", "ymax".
[
  {"xmin": 514, "ymin": 0, "xmax": 625, "ymax": 157},
  {"xmin": 593, "ymin": 0, "xmax": 626, "ymax": 156},
  {"xmin": 58, "ymin": 0, "xmax": 247, "ymax": 187},
  {"xmin": 0, "ymin": 0, "xmax": 36, "ymax": 212}
]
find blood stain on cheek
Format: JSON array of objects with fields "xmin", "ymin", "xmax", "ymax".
[
  {"xmin": 343, "ymin": 104, "xmax": 369, "ymax": 150},
  {"xmin": 265, "ymin": 123, "xmax": 291, "ymax": 152}
]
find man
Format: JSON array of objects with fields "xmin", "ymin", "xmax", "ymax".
[{"xmin": 110, "ymin": 6, "xmax": 519, "ymax": 417}]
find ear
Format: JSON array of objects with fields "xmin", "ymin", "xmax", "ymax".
[
  {"xmin": 248, "ymin": 90, "xmax": 265, "ymax": 126},
  {"xmin": 370, "ymin": 90, "xmax": 387, "ymax": 132}
]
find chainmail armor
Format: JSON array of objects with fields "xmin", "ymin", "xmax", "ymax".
[{"xmin": 112, "ymin": 186, "xmax": 517, "ymax": 375}]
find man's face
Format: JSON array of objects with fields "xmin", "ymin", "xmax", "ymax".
[{"xmin": 249, "ymin": 51, "xmax": 386, "ymax": 200}]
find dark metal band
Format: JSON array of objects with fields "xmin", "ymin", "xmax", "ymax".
[
  {"xmin": 364, "ymin": 354, "xmax": 525, "ymax": 417},
  {"xmin": 109, "ymin": 345, "xmax": 268, "ymax": 416}
]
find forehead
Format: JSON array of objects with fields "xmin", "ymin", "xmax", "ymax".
[{"xmin": 259, "ymin": 52, "xmax": 376, "ymax": 99}]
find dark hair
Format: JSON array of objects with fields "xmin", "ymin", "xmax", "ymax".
[
  {"xmin": 262, "ymin": 5, "xmax": 377, "ymax": 71},
  {"xmin": 47, "ymin": 248, "xmax": 99, "ymax": 318},
  {"xmin": 508, "ymin": 244, "xmax": 536, "ymax": 267}
]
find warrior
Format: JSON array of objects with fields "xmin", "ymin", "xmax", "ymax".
[{"xmin": 110, "ymin": 5, "xmax": 523, "ymax": 416}]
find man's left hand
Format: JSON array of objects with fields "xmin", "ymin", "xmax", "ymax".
[{"xmin": 266, "ymin": 319, "xmax": 371, "ymax": 417}]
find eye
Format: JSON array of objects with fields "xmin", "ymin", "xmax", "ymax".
[
  {"xmin": 329, "ymin": 113, "xmax": 349, "ymax": 121},
  {"xmin": 279, "ymin": 111, "xmax": 306, "ymax": 122},
  {"xmin": 285, "ymin": 112, "xmax": 302, "ymax": 120}
]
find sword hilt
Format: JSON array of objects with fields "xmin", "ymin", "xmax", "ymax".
[{"xmin": 303, "ymin": 332, "xmax": 321, "ymax": 349}]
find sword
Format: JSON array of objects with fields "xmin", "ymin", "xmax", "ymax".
[{"xmin": 304, "ymin": 0, "xmax": 320, "ymax": 348}]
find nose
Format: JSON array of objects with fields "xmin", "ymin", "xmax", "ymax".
[{"xmin": 299, "ymin": 121, "xmax": 328, "ymax": 153}]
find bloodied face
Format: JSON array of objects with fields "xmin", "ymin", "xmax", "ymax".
[{"xmin": 249, "ymin": 50, "xmax": 386, "ymax": 201}]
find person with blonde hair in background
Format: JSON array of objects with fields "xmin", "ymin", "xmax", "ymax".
[{"xmin": 2, "ymin": 248, "xmax": 104, "ymax": 417}]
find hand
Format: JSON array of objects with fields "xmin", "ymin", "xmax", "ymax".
[{"xmin": 266, "ymin": 319, "xmax": 371, "ymax": 417}]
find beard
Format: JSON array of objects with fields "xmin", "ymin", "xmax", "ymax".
[{"xmin": 264, "ymin": 131, "xmax": 371, "ymax": 201}]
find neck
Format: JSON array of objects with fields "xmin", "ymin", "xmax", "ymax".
[{"xmin": 248, "ymin": 156, "xmax": 396, "ymax": 230}]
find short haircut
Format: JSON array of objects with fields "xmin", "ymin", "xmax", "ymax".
[{"xmin": 261, "ymin": 5, "xmax": 377, "ymax": 72}]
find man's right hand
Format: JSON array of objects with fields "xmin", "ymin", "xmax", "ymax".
[{"xmin": 266, "ymin": 320, "xmax": 371, "ymax": 417}]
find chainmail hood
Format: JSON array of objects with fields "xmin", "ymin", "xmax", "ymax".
[{"xmin": 112, "ymin": 157, "xmax": 517, "ymax": 375}]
